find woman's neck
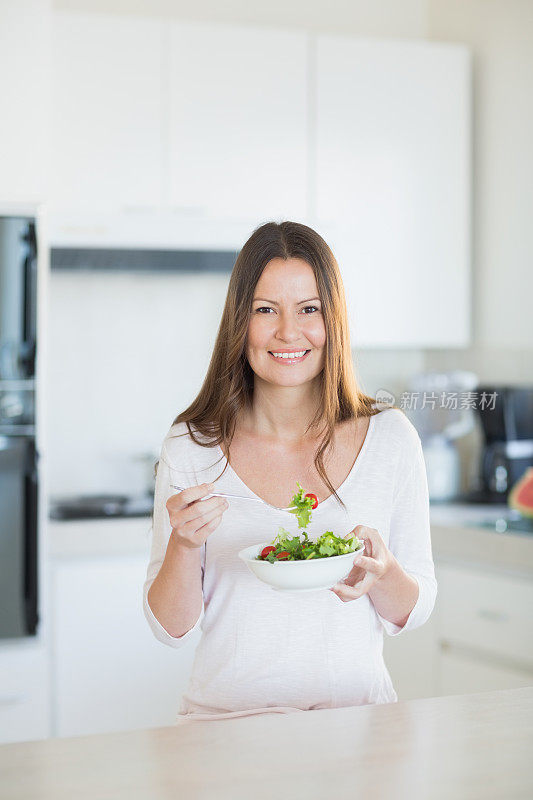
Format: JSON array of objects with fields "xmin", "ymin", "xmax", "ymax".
[{"xmin": 240, "ymin": 381, "xmax": 323, "ymax": 443}]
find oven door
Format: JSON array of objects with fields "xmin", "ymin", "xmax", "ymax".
[{"xmin": 0, "ymin": 436, "xmax": 38, "ymax": 637}]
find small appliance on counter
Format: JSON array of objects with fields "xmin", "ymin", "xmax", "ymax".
[
  {"xmin": 49, "ymin": 451, "xmax": 159, "ymax": 520},
  {"xmin": 49, "ymin": 493, "xmax": 154, "ymax": 520},
  {"xmin": 404, "ymin": 370, "xmax": 478, "ymax": 502},
  {"xmin": 464, "ymin": 385, "xmax": 533, "ymax": 504}
]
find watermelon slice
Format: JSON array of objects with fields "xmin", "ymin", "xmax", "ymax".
[{"xmin": 508, "ymin": 467, "xmax": 533, "ymax": 518}]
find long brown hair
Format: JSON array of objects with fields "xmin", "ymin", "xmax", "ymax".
[{"xmin": 167, "ymin": 220, "xmax": 383, "ymax": 510}]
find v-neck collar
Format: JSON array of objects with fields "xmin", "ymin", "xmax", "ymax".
[{"xmin": 216, "ymin": 412, "xmax": 378, "ymax": 511}]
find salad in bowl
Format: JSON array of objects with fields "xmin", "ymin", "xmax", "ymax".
[{"xmin": 238, "ymin": 482, "xmax": 364, "ymax": 592}]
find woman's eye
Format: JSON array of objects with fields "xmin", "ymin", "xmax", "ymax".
[{"xmin": 253, "ymin": 306, "xmax": 320, "ymax": 314}]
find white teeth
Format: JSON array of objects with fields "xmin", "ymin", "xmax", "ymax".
[{"xmin": 271, "ymin": 350, "xmax": 307, "ymax": 359}]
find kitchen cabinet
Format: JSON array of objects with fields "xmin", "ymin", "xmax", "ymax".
[
  {"xmin": 0, "ymin": 0, "xmax": 49, "ymax": 204},
  {"xmin": 434, "ymin": 561, "xmax": 533, "ymax": 696},
  {"xmin": 48, "ymin": 517, "xmax": 533, "ymax": 736},
  {"xmin": 383, "ymin": 521, "xmax": 533, "ymax": 701},
  {"xmin": 315, "ymin": 38, "xmax": 471, "ymax": 347},
  {"xmin": 48, "ymin": 13, "xmax": 471, "ymax": 347},
  {"xmin": 49, "ymin": 519, "xmax": 199, "ymax": 738},
  {"xmin": 50, "ymin": 13, "xmax": 308, "ymax": 248},
  {"xmin": 438, "ymin": 646, "xmax": 533, "ymax": 695},
  {"xmin": 382, "ymin": 608, "xmax": 439, "ymax": 701},
  {"xmin": 50, "ymin": 12, "xmax": 164, "ymax": 220},
  {"xmin": 0, "ymin": 642, "xmax": 50, "ymax": 744},
  {"xmin": 167, "ymin": 21, "xmax": 308, "ymax": 224}
]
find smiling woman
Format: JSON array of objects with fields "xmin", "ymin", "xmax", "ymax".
[
  {"xmin": 168, "ymin": 220, "xmax": 378, "ymax": 508},
  {"xmin": 144, "ymin": 220, "xmax": 437, "ymax": 723}
]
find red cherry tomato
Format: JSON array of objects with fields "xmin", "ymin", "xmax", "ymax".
[
  {"xmin": 304, "ymin": 493, "xmax": 319, "ymax": 509},
  {"xmin": 276, "ymin": 551, "xmax": 290, "ymax": 560},
  {"xmin": 261, "ymin": 545, "xmax": 276, "ymax": 559}
]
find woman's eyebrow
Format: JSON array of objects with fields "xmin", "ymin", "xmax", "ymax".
[{"xmin": 252, "ymin": 297, "xmax": 321, "ymax": 305}]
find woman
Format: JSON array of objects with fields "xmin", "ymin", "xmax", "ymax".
[{"xmin": 144, "ymin": 221, "xmax": 437, "ymax": 722}]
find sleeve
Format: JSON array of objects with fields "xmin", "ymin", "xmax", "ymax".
[
  {"xmin": 378, "ymin": 432, "xmax": 438, "ymax": 637},
  {"xmin": 142, "ymin": 436, "xmax": 206, "ymax": 648}
]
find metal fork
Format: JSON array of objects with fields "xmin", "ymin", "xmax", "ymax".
[{"xmin": 169, "ymin": 483, "xmax": 297, "ymax": 513}]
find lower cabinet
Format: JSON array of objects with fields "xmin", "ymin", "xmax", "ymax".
[
  {"xmin": 384, "ymin": 558, "xmax": 533, "ymax": 702},
  {"xmin": 434, "ymin": 561, "xmax": 533, "ymax": 697},
  {"xmin": 50, "ymin": 554, "xmax": 199, "ymax": 738},
  {"xmin": 47, "ymin": 526, "xmax": 533, "ymax": 736},
  {"xmin": 0, "ymin": 642, "xmax": 50, "ymax": 744},
  {"xmin": 382, "ymin": 612, "xmax": 439, "ymax": 701},
  {"xmin": 438, "ymin": 644, "xmax": 533, "ymax": 695}
]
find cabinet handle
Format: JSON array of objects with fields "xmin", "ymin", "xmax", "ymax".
[
  {"xmin": 477, "ymin": 608, "xmax": 510, "ymax": 623},
  {"xmin": 0, "ymin": 693, "xmax": 27, "ymax": 706}
]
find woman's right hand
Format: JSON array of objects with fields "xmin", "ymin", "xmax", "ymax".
[{"xmin": 166, "ymin": 483, "xmax": 229, "ymax": 549}]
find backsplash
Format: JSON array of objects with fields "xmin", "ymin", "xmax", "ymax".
[{"xmin": 46, "ymin": 271, "xmax": 533, "ymax": 497}]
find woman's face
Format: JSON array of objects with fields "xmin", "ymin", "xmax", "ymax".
[{"xmin": 246, "ymin": 257, "xmax": 326, "ymax": 387}]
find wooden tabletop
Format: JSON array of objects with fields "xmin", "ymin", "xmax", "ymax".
[{"xmin": 1, "ymin": 687, "xmax": 532, "ymax": 800}]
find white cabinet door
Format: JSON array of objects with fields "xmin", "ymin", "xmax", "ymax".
[
  {"xmin": 438, "ymin": 645, "xmax": 533, "ymax": 696},
  {"xmin": 315, "ymin": 39, "xmax": 471, "ymax": 348},
  {"xmin": 433, "ymin": 560, "xmax": 533, "ymax": 697},
  {"xmin": 0, "ymin": 642, "xmax": 50, "ymax": 744},
  {"xmin": 168, "ymin": 21, "xmax": 308, "ymax": 227},
  {"xmin": 50, "ymin": 12, "xmax": 163, "ymax": 220},
  {"xmin": 51, "ymin": 555, "xmax": 199, "ymax": 738},
  {"xmin": 0, "ymin": 0, "xmax": 49, "ymax": 203},
  {"xmin": 382, "ymin": 611, "xmax": 439, "ymax": 701}
]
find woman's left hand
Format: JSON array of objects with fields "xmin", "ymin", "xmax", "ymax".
[{"xmin": 330, "ymin": 525, "xmax": 393, "ymax": 602}]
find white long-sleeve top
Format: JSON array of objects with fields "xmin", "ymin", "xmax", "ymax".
[{"xmin": 143, "ymin": 407, "xmax": 437, "ymax": 723}]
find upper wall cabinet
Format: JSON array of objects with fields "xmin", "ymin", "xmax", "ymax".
[
  {"xmin": 314, "ymin": 38, "xmax": 471, "ymax": 348},
  {"xmin": 167, "ymin": 22, "xmax": 308, "ymax": 223},
  {"xmin": 50, "ymin": 14, "xmax": 308, "ymax": 246},
  {"xmin": 50, "ymin": 13, "xmax": 164, "ymax": 217},
  {"xmin": 48, "ymin": 15, "xmax": 471, "ymax": 348}
]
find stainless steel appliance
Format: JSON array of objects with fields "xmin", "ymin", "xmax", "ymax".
[
  {"xmin": 0, "ymin": 215, "xmax": 39, "ymax": 637},
  {"xmin": 466, "ymin": 385, "xmax": 533, "ymax": 503},
  {"xmin": 49, "ymin": 494, "xmax": 154, "ymax": 520},
  {"xmin": 403, "ymin": 370, "xmax": 478, "ymax": 502}
]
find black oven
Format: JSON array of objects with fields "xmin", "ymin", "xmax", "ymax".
[{"xmin": 0, "ymin": 215, "xmax": 39, "ymax": 638}]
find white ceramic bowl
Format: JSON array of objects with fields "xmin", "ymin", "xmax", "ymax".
[{"xmin": 238, "ymin": 541, "xmax": 366, "ymax": 592}]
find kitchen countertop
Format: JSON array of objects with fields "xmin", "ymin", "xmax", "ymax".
[{"xmin": 1, "ymin": 687, "xmax": 531, "ymax": 799}]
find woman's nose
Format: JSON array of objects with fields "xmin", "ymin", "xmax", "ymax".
[{"xmin": 276, "ymin": 313, "xmax": 301, "ymax": 340}]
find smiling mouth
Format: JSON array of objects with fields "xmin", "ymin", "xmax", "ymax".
[{"xmin": 268, "ymin": 350, "xmax": 311, "ymax": 364}]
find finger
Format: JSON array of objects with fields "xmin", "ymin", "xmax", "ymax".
[
  {"xmin": 332, "ymin": 572, "xmax": 375, "ymax": 601},
  {"xmin": 183, "ymin": 500, "xmax": 227, "ymax": 533},
  {"xmin": 351, "ymin": 525, "xmax": 375, "ymax": 538},
  {"xmin": 174, "ymin": 482, "xmax": 215, "ymax": 510},
  {"xmin": 352, "ymin": 527, "xmax": 381, "ymax": 550},
  {"xmin": 340, "ymin": 560, "xmax": 366, "ymax": 586},
  {"xmin": 167, "ymin": 493, "xmax": 224, "ymax": 528},
  {"xmin": 195, "ymin": 512, "xmax": 223, "ymax": 539},
  {"xmin": 330, "ymin": 581, "xmax": 362, "ymax": 602},
  {"xmin": 354, "ymin": 554, "xmax": 384, "ymax": 575},
  {"xmin": 183, "ymin": 495, "xmax": 227, "ymax": 523}
]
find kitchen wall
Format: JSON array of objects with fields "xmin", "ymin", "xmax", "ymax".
[
  {"xmin": 426, "ymin": 0, "xmax": 533, "ymax": 372},
  {"xmin": 47, "ymin": 270, "xmax": 231, "ymax": 495},
  {"xmin": 46, "ymin": 0, "xmax": 533, "ymax": 497}
]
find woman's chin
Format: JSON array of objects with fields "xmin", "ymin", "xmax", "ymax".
[{"xmin": 258, "ymin": 370, "xmax": 322, "ymax": 389}]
